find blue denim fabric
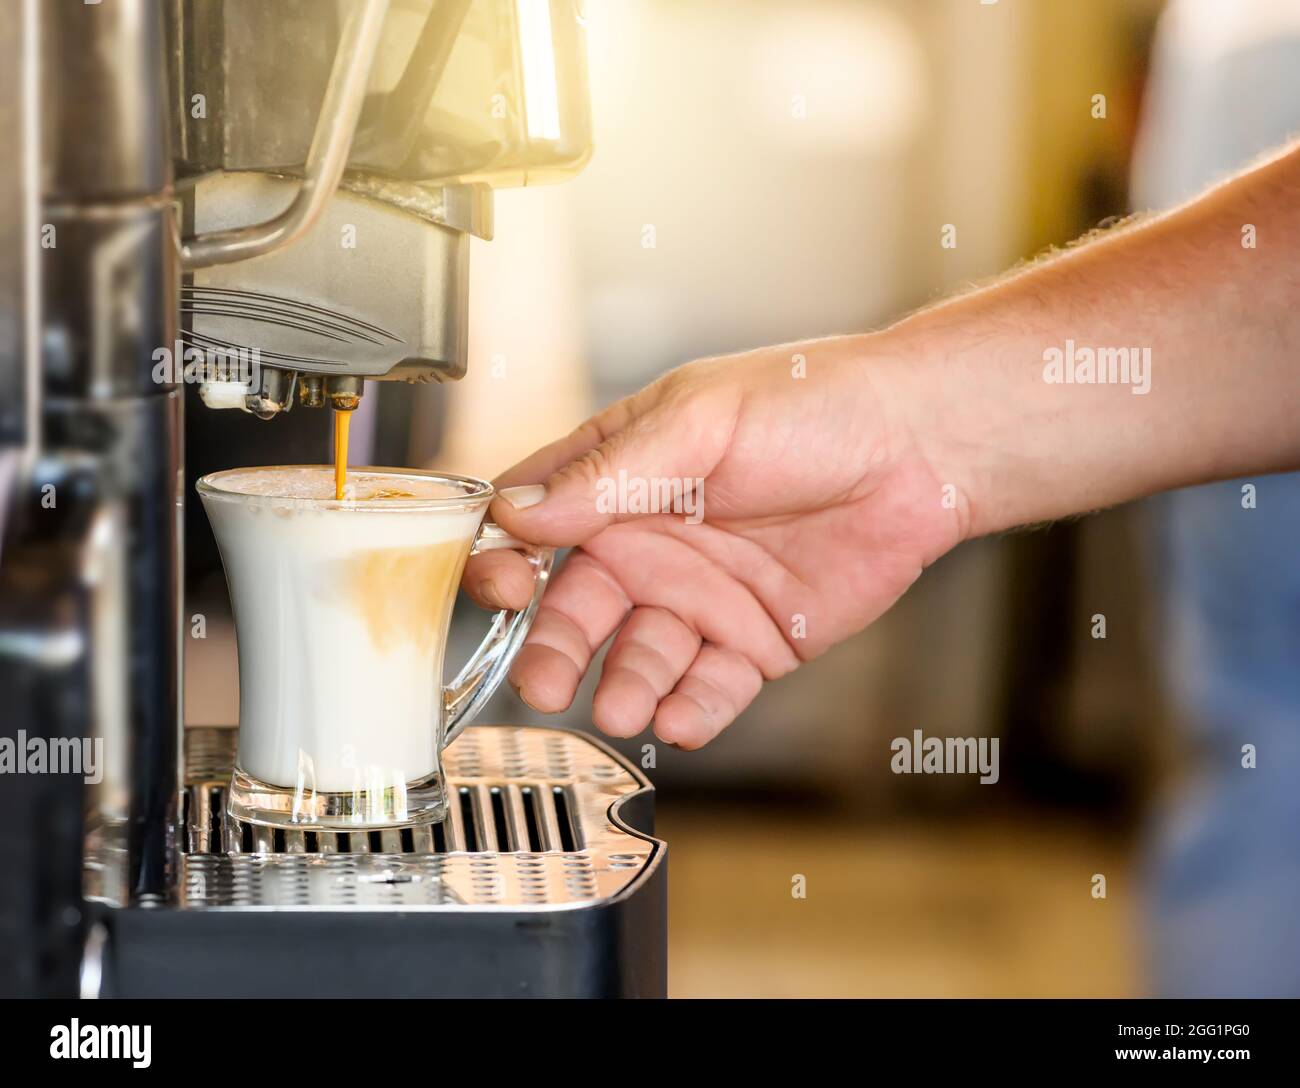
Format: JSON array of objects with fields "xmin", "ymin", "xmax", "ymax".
[{"xmin": 1144, "ymin": 478, "xmax": 1300, "ymax": 995}]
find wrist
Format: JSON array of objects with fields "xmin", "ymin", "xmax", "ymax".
[
  {"xmin": 874, "ymin": 296, "xmax": 1169, "ymax": 540},
  {"xmin": 860, "ymin": 325, "xmax": 988, "ymax": 544}
]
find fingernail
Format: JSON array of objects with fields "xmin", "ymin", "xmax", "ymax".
[
  {"xmin": 509, "ymin": 676, "xmax": 542, "ymax": 713},
  {"xmin": 479, "ymin": 579, "xmax": 507, "ymax": 609},
  {"xmin": 498, "ymin": 484, "xmax": 546, "ymax": 510}
]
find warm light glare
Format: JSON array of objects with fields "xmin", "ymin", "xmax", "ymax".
[
  {"xmin": 751, "ymin": 4, "xmax": 928, "ymax": 154},
  {"xmin": 517, "ymin": 0, "xmax": 562, "ymax": 142}
]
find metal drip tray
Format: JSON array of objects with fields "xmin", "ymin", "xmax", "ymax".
[{"xmin": 180, "ymin": 725, "xmax": 659, "ymax": 910}]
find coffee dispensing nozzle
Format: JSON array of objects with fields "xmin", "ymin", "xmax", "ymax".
[
  {"xmin": 198, "ymin": 366, "xmax": 300, "ymax": 420},
  {"xmin": 299, "ymin": 376, "xmax": 326, "ymax": 409},
  {"xmin": 199, "ymin": 369, "xmax": 366, "ymax": 419},
  {"xmin": 323, "ymin": 376, "xmax": 363, "ymax": 412}
]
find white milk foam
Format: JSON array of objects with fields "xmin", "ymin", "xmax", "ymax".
[{"xmin": 201, "ymin": 467, "xmax": 488, "ymax": 793}]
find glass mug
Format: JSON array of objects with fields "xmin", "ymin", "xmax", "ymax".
[{"xmin": 196, "ymin": 465, "xmax": 552, "ymax": 829}]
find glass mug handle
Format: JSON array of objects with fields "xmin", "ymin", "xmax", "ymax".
[{"xmin": 442, "ymin": 522, "xmax": 555, "ymax": 747}]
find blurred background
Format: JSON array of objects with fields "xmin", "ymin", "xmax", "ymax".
[{"xmin": 187, "ymin": 0, "xmax": 1300, "ymax": 996}]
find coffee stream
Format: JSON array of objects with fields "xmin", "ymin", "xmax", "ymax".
[
  {"xmin": 333, "ymin": 409, "xmax": 350, "ymax": 500},
  {"xmin": 332, "ymin": 411, "xmax": 419, "ymax": 501}
]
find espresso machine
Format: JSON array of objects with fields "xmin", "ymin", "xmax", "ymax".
[{"xmin": 0, "ymin": 0, "xmax": 666, "ymax": 998}]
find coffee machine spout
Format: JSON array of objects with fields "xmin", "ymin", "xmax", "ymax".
[
  {"xmin": 197, "ymin": 366, "xmax": 309, "ymax": 420},
  {"xmin": 198, "ymin": 368, "xmax": 371, "ymax": 420}
]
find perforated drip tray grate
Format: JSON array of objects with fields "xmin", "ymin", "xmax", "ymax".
[{"xmin": 179, "ymin": 726, "xmax": 658, "ymax": 910}]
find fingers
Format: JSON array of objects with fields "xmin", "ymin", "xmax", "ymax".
[
  {"xmin": 461, "ymin": 549, "xmax": 537, "ymax": 611},
  {"xmin": 583, "ymin": 521, "xmax": 800, "ymax": 681},
  {"xmin": 503, "ymin": 541, "xmax": 769, "ymax": 746},
  {"xmin": 592, "ymin": 607, "xmax": 702, "ymax": 738},
  {"xmin": 507, "ymin": 551, "xmax": 631, "ymax": 713},
  {"xmin": 653, "ymin": 644, "xmax": 764, "ymax": 750},
  {"xmin": 487, "ymin": 380, "xmax": 740, "ymax": 549},
  {"xmin": 500, "ymin": 522, "xmax": 791, "ymax": 741}
]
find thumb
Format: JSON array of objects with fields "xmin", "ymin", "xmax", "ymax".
[{"xmin": 488, "ymin": 382, "xmax": 734, "ymax": 547}]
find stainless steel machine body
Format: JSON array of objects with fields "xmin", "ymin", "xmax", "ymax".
[{"xmin": 0, "ymin": 0, "xmax": 667, "ymax": 999}]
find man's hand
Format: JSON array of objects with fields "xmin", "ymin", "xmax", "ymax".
[{"xmin": 462, "ymin": 339, "xmax": 964, "ymax": 749}]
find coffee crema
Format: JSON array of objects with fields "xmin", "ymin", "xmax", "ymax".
[{"xmin": 208, "ymin": 466, "xmax": 465, "ymax": 503}]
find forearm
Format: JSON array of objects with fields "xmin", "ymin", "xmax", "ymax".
[{"xmin": 881, "ymin": 140, "xmax": 1300, "ymax": 539}]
